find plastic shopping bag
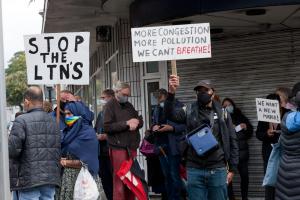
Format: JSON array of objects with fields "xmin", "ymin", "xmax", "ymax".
[{"xmin": 74, "ymin": 166, "xmax": 99, "ymax": 200}]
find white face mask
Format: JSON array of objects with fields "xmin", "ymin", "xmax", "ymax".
[
  {"xmin": 97, "ymin": 99, "xmax": 107, "ymax": 105},
  {"xmin": 226, "ymin": 105, "xmax": 234, "ymax": 114},
  {"xmin": 159, "ymin": 102, "xmax": 165, "ymax": 108}
]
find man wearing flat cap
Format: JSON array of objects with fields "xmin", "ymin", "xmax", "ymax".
[{"xmin": 164, "ymin": 75, "xmax": 238, "ymax": 200}]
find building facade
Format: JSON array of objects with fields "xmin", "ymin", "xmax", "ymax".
[{"xmin": 43, "ymin": 0, "xmax": 300, "ymax": 197}]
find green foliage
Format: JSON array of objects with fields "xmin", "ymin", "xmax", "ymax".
[{"xmin": 5, "ymin": 51, "xmax": 28, "ymax": 108}]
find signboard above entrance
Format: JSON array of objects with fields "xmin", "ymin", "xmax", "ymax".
[{"xmin": 131, "ymin": 23, "xmax": 211, "ymax": 62}]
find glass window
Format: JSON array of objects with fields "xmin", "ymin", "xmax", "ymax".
[
  {"xmin": 146, "ymin": 62, "xmax": 159, "ymax": 73},
  {"xmin": 147, "ymin": 81, "xmax": 160, "ymax": 127}
]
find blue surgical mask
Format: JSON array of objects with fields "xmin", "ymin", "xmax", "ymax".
[
  {"xmin": 159, "ymin": 102, "xmax": 165, "ymax": 108},
  {"xmin": 226, "ymin": 105, "xmax": 234, "ymax": 114}
]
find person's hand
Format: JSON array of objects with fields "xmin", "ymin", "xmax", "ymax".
[
  {"xmin": 157, "ymin": 124, "xmax": 174, "ymax": 132},
  {"xmin": 66, "ymin": 93, "xmax": 77, "ymax": 101},
  {"xmin": 267, "ymin": 129, "xmax": 275, "ymax": 137},
  {"xmin": 152, "ymin": 125, "xmax": 160, "ymax": 132},
  {"xmin": 97, "ymin": 133, "xmax": 108, "ymax": 141},
  {"xmin": 60, "ymin": 158, "xmax": 67, "ymax": 167},
  {"xmin": 240, "ymin": 123, "xmax": 247, "ymax": 130},
  {"xmin": 169, "ymin": 75, "xmax": 180, "ymax": 94},
  {"xmin": 127, "ymin": 118, "xmax": 139, "ymax": 131},
  {"xmin": 227, "ymin": 172, "xmax": 234, "ymax": 184}
]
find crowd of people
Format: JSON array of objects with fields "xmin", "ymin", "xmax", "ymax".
[{"xmin": 7, "ymin": 76, "xmax": 300, "ymax": 200}]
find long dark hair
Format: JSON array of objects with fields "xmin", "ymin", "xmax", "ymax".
[{"xmin": 222, "ymin": 98, "xmax": 242, "ymax": 115}]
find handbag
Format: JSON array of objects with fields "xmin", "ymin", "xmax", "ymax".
[
  {"xmin": 186, "ymin": 124, "xmax": 218, "ymax": 156},
  {"xmin": 263, "ymin": 140, "xmax": 281, "ymax": 187},
  {"xmin": 139, "ymin": 139, "xmax": 156, "ymax": 157}
]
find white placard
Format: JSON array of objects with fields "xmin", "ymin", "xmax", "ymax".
[
  {"xmin": 256, "ymin": 98, "xmax": 281, "ymax": 123},
  {"xmin": 24, "ymin": 32, "xmax": 90, "ymax": 85},
  {"xmin": 131, "ymin": 23, "xmax": 211, "ymax": 62}
]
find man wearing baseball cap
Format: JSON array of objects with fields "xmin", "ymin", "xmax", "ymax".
[{"xmin": 165, "ymin": 75, "xmax": 238, "ymax": 200}]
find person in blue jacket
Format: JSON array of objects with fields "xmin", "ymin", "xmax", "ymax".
[
  {"xmin": 151, "ymin": 88, "xmax": 186, "ymax": 200},
  {"xmin": 276, "ymin": 82, "xmax": 300, "ymax": 200}
]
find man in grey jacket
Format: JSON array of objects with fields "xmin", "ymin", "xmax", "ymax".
[{"xmin": 9, "ymin": 86, "xmax": 61, "ymax": 200}]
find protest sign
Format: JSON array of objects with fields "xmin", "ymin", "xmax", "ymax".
[
  {"xmin": 256, "ymin": 98, "xmax": 281, "ymax": 123},
  {"xmin": 131, "ymin": 23, "xmax": 211, "ymax": 62},
  {"xmin": 24, "ymin": 32, "xmax": 90, "ymax": 85}
]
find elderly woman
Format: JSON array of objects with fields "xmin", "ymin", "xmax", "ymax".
[{"xmin": 56, "ymin": 101, "xmax": 106, "ymax": 200}]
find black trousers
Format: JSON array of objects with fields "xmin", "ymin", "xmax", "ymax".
[
  {"xmin": 99, "ymin": 155, "xmax": 113, "ymax": 200},
  {"xmin": 228, "ymin": 160, "xmax": 249, "ymax": 200}
]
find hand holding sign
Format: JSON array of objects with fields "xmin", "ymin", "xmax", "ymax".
[{"xmin": 169, "ymin": 75, "xmax": 180, "ymax": 94}]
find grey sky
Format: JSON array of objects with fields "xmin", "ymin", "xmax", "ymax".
[{"xmin": 3, "ymin": 0, "xmax": 44, "ymax": 67}]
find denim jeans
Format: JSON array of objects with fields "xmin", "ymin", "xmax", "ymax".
[
  {"xmin": 13, "ymin": 185, "xmax": 55, "ymax": 200},
  {"xmin": 159, "ymin": 154, "xmax": 182, "ymax": 200},
  {"xmin": 187, "ymin": 167, "xmax": 227, "ymax": 200}
]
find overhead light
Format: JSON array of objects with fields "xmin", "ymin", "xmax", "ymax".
[
  {"xmin": 96, "ymin": 26, "xmax": 112, "ymax": 42},
  {"xmin": 246, "ymin": 9, "xmax": 266, "ymax": 16}
]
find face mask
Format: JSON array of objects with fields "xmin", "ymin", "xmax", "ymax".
[
  {"xmin": 197, "ymin": 92, "xmax": 212, "ymax": 106},
  {"xmin": 65, "ymin": 116, "xmax": 80, "ymax": 127},
  {"xmin": 118, "ymin": 95, "xmax": 128, "ymax": 104},
  {"xmin": 160, "ymin": 102, "xmax": 165, "ymax": 108},
  {"xmin": 226, "ymin": 105, "xmax": 234, "ymax": 114},
  {"xmin": 98, "ymin": 99, "xmax": 107, "ymax": 105}
]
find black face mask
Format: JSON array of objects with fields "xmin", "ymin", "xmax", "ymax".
[{"xmin": 197, "ymin": 92, "xmax": 212, "ymax": 106}]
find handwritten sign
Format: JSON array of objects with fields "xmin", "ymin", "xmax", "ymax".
[
  {"xmin": 256, "ymin": 98, "xmax": 281, "ymax": 123},
  {"xmin": 131, "ymin": 23, "xmax": 211, "ymax": 62},
  {"xmin": 24, "ymin": 32, "xmax": 90, "ymax": 85}
]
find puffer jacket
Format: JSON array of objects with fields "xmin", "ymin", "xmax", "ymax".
[{"xmin": 9, "ymin": 108, "xmax": 61, "ymax": 191}]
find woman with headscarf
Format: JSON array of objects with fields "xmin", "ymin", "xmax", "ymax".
[
  {"xmin": 222, "ymin": 98, "xmax": 253, "ymax": 200},
  {"xmin": 56, "ymin": 101, "xmax": 106, "ymax": 200}
]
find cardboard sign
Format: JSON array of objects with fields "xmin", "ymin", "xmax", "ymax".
[
  {"xmin": 256, "ymin": 98, "xmax": 281, "ymax": 123},
  {"xmin": 24, "ymin": 32, "xmax": 90, "ymax": 85},
  {"xmin": 131, "ymin": 23, "xmax": 211, "ymax": 62}
]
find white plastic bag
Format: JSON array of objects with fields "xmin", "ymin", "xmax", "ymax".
[{"xmin": 74, "ymin": 166, "xmax": 99, "ymax": 200}]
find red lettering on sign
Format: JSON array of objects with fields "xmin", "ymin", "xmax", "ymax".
[{"xmin": 177, "ymin": 45, "xmax": 211, "ymax": 55}]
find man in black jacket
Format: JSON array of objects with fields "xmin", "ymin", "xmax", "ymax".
[
  {"xmin": 166, "ymin": 75, "xmax": 239, "ymax": 200},
  {"xmin": 9, "ymin": 86, "xmax": 61, "ymax": 200}
]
